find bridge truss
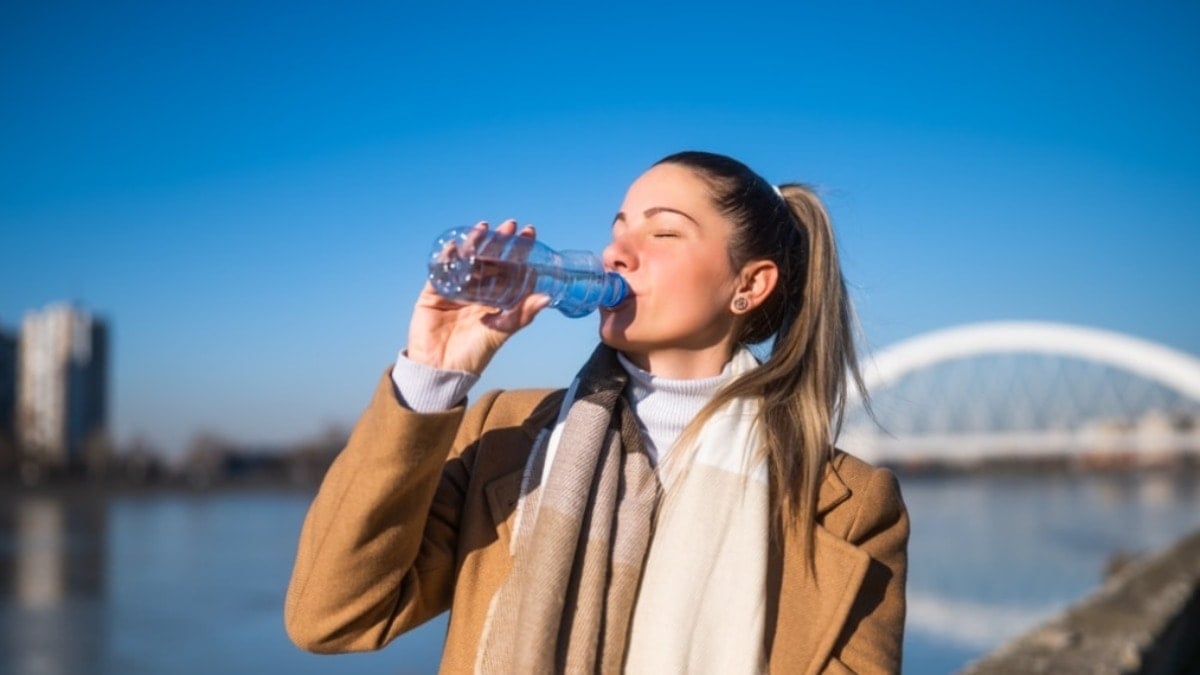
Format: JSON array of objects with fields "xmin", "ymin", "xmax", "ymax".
[{"xmin": 841, "ymin": 322, "xmax": 1200, "ymax": 466}]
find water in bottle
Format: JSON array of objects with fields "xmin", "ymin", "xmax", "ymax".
[{"xmin": 428, "ymin": 226, "xmax": 629, "ymax": 318}]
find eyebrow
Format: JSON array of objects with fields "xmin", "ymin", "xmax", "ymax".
[{"xmin": 612, "ymin": 206, "xmax": 702, "ymax": 227}]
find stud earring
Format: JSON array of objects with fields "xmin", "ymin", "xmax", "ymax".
[{"xmin": 733, "ymin": 297, "xmax": 749, "ymax": 312}]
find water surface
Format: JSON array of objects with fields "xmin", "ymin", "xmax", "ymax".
[{"xmin": 0, "ymin": 470, "xmax": 1196, "ymax": 674}]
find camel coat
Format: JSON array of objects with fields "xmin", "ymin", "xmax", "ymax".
[{"xmin": 285, "ymin": 371, "xmax": 909, "ymax": 674}]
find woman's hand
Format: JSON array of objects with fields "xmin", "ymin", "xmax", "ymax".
[{"xmin": 406, "ymin": 220, "xmax": 551, "ymax": 374}]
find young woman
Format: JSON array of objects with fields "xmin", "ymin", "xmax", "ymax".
[{"xmin": 285, "ymin": 151, "xmax": 909, "ymax": 674}]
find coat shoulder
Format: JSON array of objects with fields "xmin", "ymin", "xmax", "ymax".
[
  {"xmin": 829, "ymin": 449, "xmax": 885, "ymax": 486},
  {"xmin": 475, "ymin": 388, "xmax": 565, "ymax": 432},
  {"xmin": 453, "ymin": 388, "xmax": 566, "ymax": 478},
  {"xmin": 821, "ymin": 449, "xmax": 907, "ymax": 541}
]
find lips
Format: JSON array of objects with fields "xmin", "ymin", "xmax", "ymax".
[{"xmin": 601, "ymin": 292, "xmax": 634, "ymax": 313}]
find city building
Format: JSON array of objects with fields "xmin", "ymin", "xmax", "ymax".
[
  {"xmin": 17, "ymin": 303, "xmax": 109, "ymax": 470},
  {"xmin": 0, "ymin": 322, "xmax": 16, "ymax": 469}
]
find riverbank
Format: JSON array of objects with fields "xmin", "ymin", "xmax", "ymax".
[
  {"xmin": 962, "ymin": 528, "xmax": 1200, "ymax": 674},
  {"xmin": 5, "ymin": 450, "xmax": 1199, "ymax": 497}
]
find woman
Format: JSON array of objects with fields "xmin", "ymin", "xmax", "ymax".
[{"xmin": 285, "ymin": 151, "xmax": 909, "ymax": 674}]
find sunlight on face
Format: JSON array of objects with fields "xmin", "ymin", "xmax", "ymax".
[{"xmin": 598, "ymin": 163, "xmax": 743, "ymax": 378}]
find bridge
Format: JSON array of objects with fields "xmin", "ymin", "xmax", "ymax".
[{"xmin": 841, "ymin": 321, "xmax": 1200, "ymax": 467}]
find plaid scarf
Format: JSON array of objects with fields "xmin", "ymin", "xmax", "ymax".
[
  {"xmin": 477, "ymin": 345, "xmax": 660, "ymax": 673},
  {"xmin": 477, "ymin": 345, "xmax": 769, "ymax": 674}
]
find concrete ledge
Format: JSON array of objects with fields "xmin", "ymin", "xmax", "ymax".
[{"xmin": 961, "ymin": 528, "xmax": 1200, "ymax": 674}]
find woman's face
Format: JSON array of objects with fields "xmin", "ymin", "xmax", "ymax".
[{"xmin": 599, "ymin": 163, "xmax": 743, "ymax": 377}]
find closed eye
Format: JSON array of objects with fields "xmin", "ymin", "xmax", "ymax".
[{"xmin": 653, "ymin": 231, "xmax": 680, "ymax": 238}]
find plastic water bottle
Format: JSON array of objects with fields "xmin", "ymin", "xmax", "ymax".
[{"xmin": 427, "ymin": 226, "xmax": 630, "ymax": 318}]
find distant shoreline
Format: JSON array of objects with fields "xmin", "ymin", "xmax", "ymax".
[
  {"xmin": 0, "ymin": 475, "xmax": 321, "ymax": 497},
  {"xmin": 2, "ymin": 456, "xmax": 1198, "ymax": 497},
  {"xmin": 882, "ymin": 450, "xmax": 1200, "ymax": 478}
]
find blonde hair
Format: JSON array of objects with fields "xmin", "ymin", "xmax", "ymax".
[{"xmin": 656, "ymin": 152, "xmax": 868, "ymax": 568}]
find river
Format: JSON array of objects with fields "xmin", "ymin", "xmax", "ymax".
[{"xmin": 1, "ymin": 469, "xmax": 1197, "ymax": 674}]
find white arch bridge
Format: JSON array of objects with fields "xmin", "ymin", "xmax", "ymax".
[{"xmin": 842, "ymin": 321, "xmax": 1200, "ymax": 467}]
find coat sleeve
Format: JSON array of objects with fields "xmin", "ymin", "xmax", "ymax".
[
  {"xmin": 831, "ymin": 468, "xmax": 910, "ymax": 674},
  {"xmin": 284, "ymin": 370, "xmax": 503, "ymax": 653}
]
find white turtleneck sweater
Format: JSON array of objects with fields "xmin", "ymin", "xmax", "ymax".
[
  {"xmin": 612, "ymin": 352, "xmax": 731, "ymax": 464},
  {"xmin": 391, "ymin": 349, "xmax": 732, "ymax": 464}
]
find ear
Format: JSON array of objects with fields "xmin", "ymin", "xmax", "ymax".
[{"xmin": 733, "ymin": 259, "xmax": 778, "ymax": 312}]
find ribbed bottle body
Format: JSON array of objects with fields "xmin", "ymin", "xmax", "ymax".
[{"xmin": 428, "ymin": 227, "xmax": 628, "ymax": 317}]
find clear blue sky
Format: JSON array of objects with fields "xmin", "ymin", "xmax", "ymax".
[{"xmin": 2, "ymin": 1, "xmax": 1197, "ymax": 456}]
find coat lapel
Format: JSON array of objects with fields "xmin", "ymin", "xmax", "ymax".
[
  {"xmin": 520, "ymin": 389, "xmax": 564, "ymax": 440},
  {"xmin": 769, "ymin": 465, "xmax": 871, "ymax": 675},
  {"xmin": 483, "ymin": 389, "xmax": 566, "ymax": 548}
]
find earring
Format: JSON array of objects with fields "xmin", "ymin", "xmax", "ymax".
[{"xmin": 733, "ymin": 297, "xmax": 749, "ymax": 312}]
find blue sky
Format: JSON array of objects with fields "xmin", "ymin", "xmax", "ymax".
[{"xmin": 2, "ymin": 1, "xmax": 1197, "ymax": 455}]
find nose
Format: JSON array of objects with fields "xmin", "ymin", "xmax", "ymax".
[{"xmin": 602, "ymin": 230, "xmax": 636, "ymax": 273}]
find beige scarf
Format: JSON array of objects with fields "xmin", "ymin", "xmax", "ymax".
[{"xmin": 476, "ymin": 345, "xmax": 768, "ymax": 673}]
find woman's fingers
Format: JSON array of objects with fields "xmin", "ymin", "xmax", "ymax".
[{"xmin": 483, "ymin": 293, "xmax": 550, "ymax": 333}]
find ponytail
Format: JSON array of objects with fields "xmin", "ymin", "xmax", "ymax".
[{"xmin": 656, "ymin": 153, "xmax": 868, "ymax": 570}]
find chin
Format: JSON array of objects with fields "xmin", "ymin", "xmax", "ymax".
[
  {"xmin": 599, "ymin": 307, "xmax": 684, "ymax": 356},
  {"xmin": 600, "ymin": 331, "xmax": 648, "ymax": 362},
  {"xmin": 599, "ymin": 324, "xmax": 655, "ymax": 361},
  {"xmin": 598, "ymin": 325, "xmax": 629, "ymax": 352},
  {"xmin": 598, "ymin": 310, "xmax": 627, "ymax": 344}
]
